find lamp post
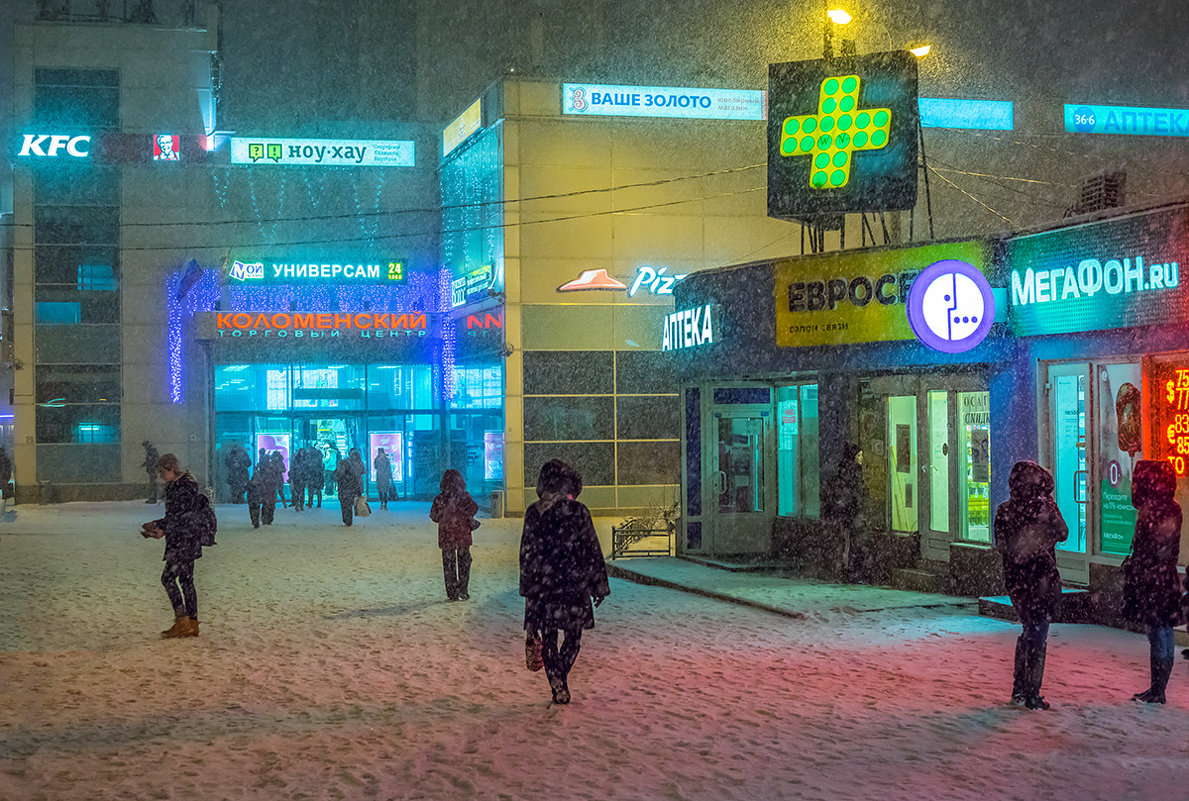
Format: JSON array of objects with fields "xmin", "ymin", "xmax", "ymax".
[{"xmin": 823, "ymin": 8, "xmax": 853, "ymax": 59}]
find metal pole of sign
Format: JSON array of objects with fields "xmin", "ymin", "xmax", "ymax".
[{"xmin": 919, "ymin": 125, "xmax": 935, "ymax": 241}]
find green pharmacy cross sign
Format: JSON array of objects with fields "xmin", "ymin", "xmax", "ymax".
[
  {"xmin": 779, "ymin": 75, "xmax": 891, "ymax": 189},
  {"xmin": 768, "ymin": 51, "xmax": 918, "ymax": 217}
]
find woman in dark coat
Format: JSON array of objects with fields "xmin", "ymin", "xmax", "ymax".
[
  {"xmin": 142, "ymin": 453, "xmax": 205, "ymax": 638},
  {"xmin": 823, "ymin": 442, "xmax": 864, "ymax": 577},
  {"xmin": 993, "ymin": 460, "xmax": 1069, "ymax": 710},
  {"xmin": 430, "ymin": 469, "xmax": 479, "ymax": 601},
  {"xmin": 1122, "ymin": 459, "xmax": 1183, "ymax": 704},
  {"xmin": 519, "ymin": 459, "xmax": 610, "ymax": 704},
  {"xmin": 332, "ymin": 453, "xmax": 364, "ymax": 527}
]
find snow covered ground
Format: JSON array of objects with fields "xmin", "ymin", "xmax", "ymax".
[{"xmin": 1, "ymin": 501, "xmax": 1187, "ymax": 801}]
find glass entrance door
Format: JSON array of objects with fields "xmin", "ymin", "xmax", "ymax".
[
  {"xmin": 1047, "ymin": 363, "xmax": 1090, "ymax": 584},
  {"xmin": 708, "ymin": 407, "xmax": 773, "ymax": 553}
]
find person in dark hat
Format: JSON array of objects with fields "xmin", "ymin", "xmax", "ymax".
[{"xmin": 518, "ymin": 459, "xmax": 610, "ymax": 704}]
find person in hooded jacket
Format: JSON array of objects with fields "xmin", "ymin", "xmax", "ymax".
[
  {"xmin": 248, "ymin": 453, "xmax": 279, "ymax": 527},
  {"xmin": 519, "ymin": 459, "xmax": 610, "ymax": 704},
  {"xmin": 142, "ymin": 453, "xmax": 205, "ymax": 638},
  {"xmin": 430, "ymin": 469, "xmax": 479, "ymax": 601},
  {"xmin": 823, "ymin": 442, "xmax": 864, "ymax": 578},
  {"xmin": 332, "ymin": 451, "xmax": 364, "ymax": 526},
  {"xmin": 993, "ymin": 460, "xmax": 1069, "ymax": 710},
  {"xmin": 374, "ymin": 448, "xmax": 394, "ymax": 510},
  {"xmin": 1122, "ymin": 459, "xmax": 1183, "ymax": 704}
]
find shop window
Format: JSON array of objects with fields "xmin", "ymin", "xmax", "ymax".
[
  {"xmin": 36, "ymin": 364, "xmax": 120, "ymax": 404},
  {"xmin": 776, "ymin": 384, "xmax": 820, "ymax": 518},
  {"xmin": 888, "ymin": 395, "xmax": 918, "ymax": 532},
  {"xmin": 1097, "ymin": 362, "xmax": 1143, "ymax": 555},
  {"xmin": 524, "ymin": 442, "xmax": 614, "ymax": 487},
  {"xmin": 454, "ymin": 365, "xmax": 502, "ymax": 409},
  {"xmin": 34, "ymin": 206, "xmax": 119, "ymax": 246},
  {"xmin": 523, "ymin": 351, "xmax": 613, "ymax": 395},
  {"xmin": 617, "ymin": 395, "xmax": 679, "ymax": 440},
  {"xmin": 616, "ymin": 351, "xmax": 677, "ymax": 394},
  {"xmin": 34, "ymin": 325, "xmax": 120, "ymax": 364},
  {"xmin": 35, "ymin": 302, "xmax": 80, "ymax": 324},
  {"xmin": 35, "ymin": 286, "xmax": 119, "ymax": 323},
  {"xmin": 77, "ymin": 264, "xmax": 118, "ymax": 291},
  {"xmin": 367, "ymin": 365, "xmax": 408, "ymax": 410},
  {"xmin": 524, "ymin": 396, "xmax": 613, "ymax": 441},
  {"xmin": 292, "ymin": 365, "xmax": 364, "ymax": 410},
  {"xmin": 618, "ymin": 441, "xmax": 680, "ymax": 485},
  {"xmin": 35, "ymin": 404, "xmax": 119, "ymax": 444},
  {"xmin": 959, "ymin": 391, "xmax": 991, "ymax": 542},
  {"xmin": 410, "ymin": 364, "xmax": 436, "ymax": 409}
]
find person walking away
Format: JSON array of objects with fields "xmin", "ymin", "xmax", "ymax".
[
  {"xmin": 271, "ymin": 451, "xmax": 290, "ymax": 508},
  {"xmin": 0, "ymin": 445, "xmax": 12, "ymax": 513},
  {"xmin": 224, "ymin": 441, "xmax": 251, "ymax": 503},
  {"xmin": 348, "ymin": 448, "xmax": 367, "ymax": 503},
  {"xmin": 255, "ymin": 454, "xmax": 280, "ymax": 526},
  {"xmin": 305, "ymin": 446, "xmax": 324, "ymax": 509},
  {"xmin": 374, "ymin": 448, "xmax": 394, "ymax": 510},
  {"xmin": 332, "ymin": 454, "xmax": 364, "ymax": 527},
  {"xmin": 142, "ymin": 440, "xmax": 160, "ymax": 503},
  {"xmin": 142, "ymin": 454, "xmax": 206, "ymax": 638},
  {"xmin": 823, "ymin": 443, "xmax": 864, "ymax": 578},
  {"xmin": 246, "ymin": 461, "xmax": 266, "ymax": 528},
  {"xmin": 519, "ymin": 459, "xmax": 610, "ymax": 704},
  {"xmin": 289, "ymin": 447, "xmax": 307, "ymax": 512},
  {"xmin": 324, "ymin": 443, "xmax": 341, "ymax": 499},
  {"xmin": 431, "ymin": 469, "xmax": 479, "ymax": 601},
  {"xmin": 993, "ymin": 460, "xmax": 1069, "ymax": 710},
  {"xmin": 1122, "ymin": 459, "xmax": 1183, "ymax": 704}
]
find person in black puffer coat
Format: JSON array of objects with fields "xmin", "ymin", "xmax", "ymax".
[
  {"xmin": 1122, "ymin": 459, "xmax": 1183, "ymax": 704},
  {"xmin": 142, "ymin": 453, "xmax": 206, "ymax": 638},
  {"xmin": 993, "ymin": 460, "xmax": 1069, "ymax": 710},
  {"xmin": 519, "ymin": 459, "xmax": 610, "ymax": 705}
]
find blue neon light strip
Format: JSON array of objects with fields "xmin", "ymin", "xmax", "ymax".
[
  {"xmin": 918, "ymin": 98, "xmax": 1013, "ymax": 130},
  {"xmin": 1065, "ymin": 103, "xmax": 1189, "ymax": 136}
]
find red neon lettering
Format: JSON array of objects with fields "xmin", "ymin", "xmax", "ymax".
[
  {"xmin": 410, "ymin": 313, "xmax": 426, "ymax": 330},
  {"xmin": 484, "ymin": 313, "xmax": 502, "ymax": 329},
  {"xmin": 467, "ymin": 314, "xmax": 482, "ymax": 329},
  {"xmin": 333, "ymin": 313, "xmax": 352, "ymax": 329},
  {"xmin": 375, "ymin": 314, "xmax": 391, "ymax": 329},
  {"xmin": 233, "ymin": 313, "xmax": 252, "ymax": 329},
  {"xmin": 354, "ymin": 313, "xmax": 372, "ymax": 329},
  {"xmin": 393, "ymin": 314, "xmax": 409, "ymax": 329},
  {"xmin": 252, "ymin": 314, "xmax": 271, "ymax": 329}
]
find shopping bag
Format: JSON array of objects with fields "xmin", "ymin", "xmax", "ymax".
[
  {"xmin": 525, "ymin": 631, "xmax": 544, "ymax": 672},
  {"xmin": 354, "ymin": 496, "xmax": 372, "ymax": 518}
]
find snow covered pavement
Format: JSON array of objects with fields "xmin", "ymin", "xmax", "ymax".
[{"xmin": 1, "ymin": 501, "xmax": 1187, "ymax": 801}]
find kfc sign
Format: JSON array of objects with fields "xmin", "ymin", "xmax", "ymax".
[{"xmin": 18, "ymin": 134, "xmax": 91, "ymax": 158}]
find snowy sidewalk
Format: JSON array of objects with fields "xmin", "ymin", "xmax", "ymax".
[{"xmin": 606, "ymin": 556, "xmax": 975, "ymax": 620}]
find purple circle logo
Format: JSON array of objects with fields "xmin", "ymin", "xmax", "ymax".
[{"xmin": 906, "ymin": 259, "xmax": 995, "ymax": 353}]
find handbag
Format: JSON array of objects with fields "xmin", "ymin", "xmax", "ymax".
[
  {"xmin": 525, "ymin": 631, "xmax": 544, "ymax": 672},
  {"xmin": 354, "ymin": 496, "xmax": 372, "ymax": 517}
]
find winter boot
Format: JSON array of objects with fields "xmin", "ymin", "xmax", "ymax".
[
  {"xmin": 181, "ymin": 617, "xmax": 200, "ymax": 638},
  {"xmin": 1010, "ymin": 636, "xmax": 1028, "ymax": 705},
  {"xmin": 1134, "ymin": 647, "xmax": 1173, "ymax": 703},
  {"xmin": 1024, "ymin": 643, "xmax": 1048, "ymax": 709},
  {"xmin": 161, "ymin": 616, "xmax": 190, "ymax": 639}
]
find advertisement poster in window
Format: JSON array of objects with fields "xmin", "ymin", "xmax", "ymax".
[{"xmin": 1098, "ymin": 362, "xmax": 1142, "ymax": 554}]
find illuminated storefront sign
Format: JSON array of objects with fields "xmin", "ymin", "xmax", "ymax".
[
  {"xmin": 228, "ymin": 259, "xmax": 406, "ymax": 284},
  {"xmin": 906, "ymin": 259, "xmax": 995, "ymax": 353},
  {"xmin": 1007, "ymin": 206, "xmax": 1189, "ymax": 336},
  {"xmin": 230, "ymin": 137, "xmax": 415, "ymax": 167},
  {"xmin": 18, "ymin": 133, "xmax": 91, "ymax": 158},
  {"xmin": 769, "ymin": 51, "xmax": 918, "ymax": 216},
  {"xmin": 451, "ymin": 264, "xmax": 494, "ymax": 307},
  {"xmin": 443, "ymin": 98, "xmax": 483, "ymax": 157},
  {"xmin": 776, "ymin": 240, "xmax": 990, "ymax": 347},
  {"xmin": 153, "ymin": 134, "xmax": 180, "ymax": 161},
  {"xmin": 214, "ymin": 311, "xmax": 429, "ymax": 337},
  {"xmin": 1156, "ymin": 364, "xmax": 1189, "ymax": 477},
  {"xmin": 662, "ymin": 305, "xmax": 714, "ymax": 351},
  {"xmin": 1064, "ymin": 103, "xmax": 1189, "ymax": 137},
  {"xmin": 557, "ymin": 266, "xmax": 688, "ymax": 295},
  {"xmin": 918, "ymin": 98, "xmax": 1013, "ymax": 130},
  {"xmin": 465, "ymin": 311, "xmax": 503, "ymax": 330},
  {"xmin": 562, "ymin": 83, "xmax": 767, "ymax": 121}
]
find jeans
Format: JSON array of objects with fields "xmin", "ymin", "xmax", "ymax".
[
  {"xmin": 442, "ymin": 547, "xmax": 472, "ymax": 599},
  {"xmin": 542, "ymin": 627, "xmax": 584, "ymax": 687},
  {"xmin": 1147, "ymin": 624, "xmax": 1175, "ymax": 693},
  {"xmin": 1012, "ymin": 617, "xmax": 1050, "ymax": 700},
  {"xmin": 162, "ymin": 559, "xmax": 197, "ymax": 619}
]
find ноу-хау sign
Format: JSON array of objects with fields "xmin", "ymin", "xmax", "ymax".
[{"xmin": 230, "ymin": 137, "xmax": 415, "ymax": 167}]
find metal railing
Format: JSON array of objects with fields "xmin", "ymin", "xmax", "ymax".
[{"xmin": 610, "ymin": 524, "xmax": 675, "ymax": 560}]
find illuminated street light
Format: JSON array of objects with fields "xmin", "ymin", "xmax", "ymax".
[
  {"xmin": 826, "ymin": 9, "xmax": 852, "ymax": 25},
  {"xmin": 909, "ymin": 44, "xmax": 932, "ymax": 57}
]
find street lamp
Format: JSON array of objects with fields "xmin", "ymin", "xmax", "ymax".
[
  {"xmin": 909, "ymin": 45, "xmax": 932, "ymax": 57},
  {"xmin": 823, "ymin": 8, "xmax": 855, "ymax": 59}
]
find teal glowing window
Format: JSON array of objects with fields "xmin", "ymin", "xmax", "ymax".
[{"xmin": 777, "ymin": 384, "xmax": 820, "ymax": 517}]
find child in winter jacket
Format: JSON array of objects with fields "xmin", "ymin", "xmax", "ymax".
[{"xmin": 430, "ymin": 469, "xmax": 479, "ymax": 601}]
